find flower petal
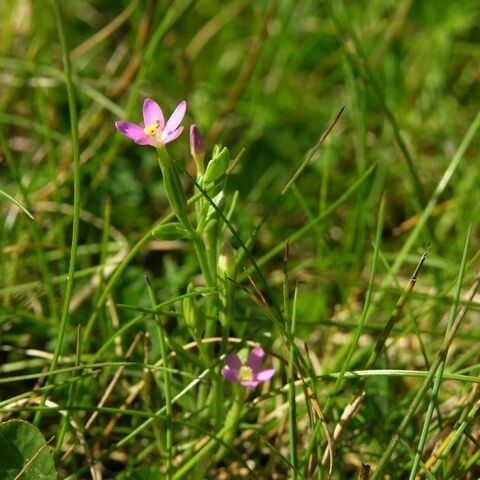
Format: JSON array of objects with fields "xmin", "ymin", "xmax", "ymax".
[
  {"xmin": 225, "ymin": 352, "xmax": 242, "ymax": 372},
  {"xmin": 240, "ymin": 380, "xmax": 260, "ymax": 388},
  {"xmin": 162, "ymin": 127, "xmax": 184, "ymax": 144},
  {"xmin": 164, "ymin": 100, "xmax": 187, "ymax": 134},
  {"xmin": 246, "ymin": 347, "xmax": 265, "ymax": 371},
  {"xmin": 254, "ymin": 367, "xmax": 275, "ymax": 382},
  {"xmin": 115, "ymin": 121, "xmax": 150, "ymax": 144},
  {"xmin": 135, "ymin": 136, "xmax": 157, "ymax": 146},
  {"xmin": 143, "ymin": 99, "xmax": 164, "ymax": 129},
  {"xmin": 221, "ymin": 366, "xmax": 238, "ymax": 383}
]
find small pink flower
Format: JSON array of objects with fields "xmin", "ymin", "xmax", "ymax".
[
  {"xmin": 115, "ymin": 98, "xmax": 186, "ymax": 147},
  {"xmin": 222, "ymin": 347, "xmax": 275, "ymax": 388}
]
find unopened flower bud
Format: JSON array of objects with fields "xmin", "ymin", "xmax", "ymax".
[
  {"xmin": 183, "ymin": 283, "xmax": 203, "ymax": 333},
  {"xmin": 204, "ymin": 145, "xmax": 229, "ymax": 184},
  {"xmin": 189, "ymin": 124, "xmax": 205, "ymax": 175},
  {"xmin": 218, "ymin": 242, "xmax": 236, "ymax": 329},
  {"xmin": 218, "ymin": 241, "xmax": 235, "ymax": 279}
]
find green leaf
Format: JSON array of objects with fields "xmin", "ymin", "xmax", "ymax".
[
  {"xmin": 152, "ymin": 222, "xmax": 186, "ymax": 240},
  {"xmin": 203, "ymin": 145, "xmax": 229, "ymax": 184},
  {"xmin": 0, "ymin": 420, "xmax": 57, "ymax": 480}
]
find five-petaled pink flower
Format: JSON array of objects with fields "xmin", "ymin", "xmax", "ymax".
[
  {"xmin": 115, "ymin": 98, "xmax": 186, "ymax": 147},
  {"xmin": 222, "ymin": 347, "xmax": 275, "ymax": 388}
]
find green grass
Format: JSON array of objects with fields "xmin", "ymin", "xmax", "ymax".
[{"xmin": 2, "ymin": 0, "xmax": 480, "ymax": 478}]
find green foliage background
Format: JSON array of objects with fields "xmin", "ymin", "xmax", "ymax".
[{"xmin": 1, "ymin": 0, "xmax": 480, "ymax": 478}]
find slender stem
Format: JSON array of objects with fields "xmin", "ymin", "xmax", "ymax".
[
  {"xmin": 157, "ymin": 148, "xmax": 218, "ymax": 428},
  {"xmin": 189, "ymin": 228, "xmax": 215, "ymax": 287},
  {"xmin": 35, "ymin": 0, "xmax": 81, "ymax": 426},
  {"xmin": 288, "ymin": 286, "xmax": 299, "ymax": 478},
  {"xmin": 146, "ymin": 278, "xmax": 173, "ymax": 478},
  {"xmin": 216, "ymin": 385, "xmax": 245, "ymax": 460},
  {"xmin": 157, "ymin": 148, "xmax": 215, "ymax": 286},
  {"xmin": 189, "ymin": 328, "xmax": 211, "ymax": 367},
  {"xmin": 55, "ymin": 326, "xmax": 82, "ymax": 456}
]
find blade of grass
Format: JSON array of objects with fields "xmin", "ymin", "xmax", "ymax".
[
  {"xmin": 302, "ymin": 195, "xmax": 385, "ymax": 474},
  {"xmin": 238, "ymin": 105, "xmax": 345, "ymax": 267},
  {"xmin": 328, "ymin": 0, "xmax": 427, "ymax": 216},
  {"xmin": 284, "ymin": 246, "xmax": 299, "ymax": 477},
  {"xmin": 378, "ymin": 109, "xmax": 480, "ymax": 293},
  {"xmin": 257, "ymin": 162, "xmax": 377, "ymax": 267},
  {"xmin": 54, "ymin": 325, "xmax": 82, "ymax": 456},
  {"xmin": 0, "ymin": 129, "xmax": 59, "ymax": 323},
  {"xmin": 365, "ymin": 247, "xmax": 429, "ymax": 370},
  {"xmin": 35, "ymin": 0, "xmax": 81, "ymax": 426},
  {"xmin": 326, "ymin": 195, "xmax": 385, "ymax": 411},
  {"xmin": 433, "ymin": 395, "xmax": 480, "ymax": 475},
  {"xmin": 146, "ymin": 277, "xmax": 173, "ymax": 479},
  {"xmin": 0, "ymin": 188, "xmax": 34, "ymax": 220},
  {"xmin": 408, "ymin": 225, "xmax": 471, "ymax": 479},
  {"xmin": 371, "ymin": 258, "xmax": 480, "ymax": 478}
]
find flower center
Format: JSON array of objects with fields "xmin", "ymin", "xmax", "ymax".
[
  {"xmin": 144, "ymin": 120, "xmax": 161, "ymax": 137},
  {"xmin": 238, "ymin": 365, "xmax": 253, "ymax": 382}
]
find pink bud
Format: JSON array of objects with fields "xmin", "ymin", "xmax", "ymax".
[{"xmin": 189, "ymin": 124, "xmax": 205, "ymax": 174}]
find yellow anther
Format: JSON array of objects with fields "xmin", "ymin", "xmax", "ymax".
[
  {"xmin": 144, "ymin": 123, "xmax": 158, "ymax": 137},
  {"xmin": 238, "ymin": 365, "xmax": 253, "ymax": 382}
]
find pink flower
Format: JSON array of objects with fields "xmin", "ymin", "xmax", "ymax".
[
  {"xmin": 115, "ymin": 98, "xmax": 186, "ymax": 147},
  {"xmin": 222, "ymin": 347, "xmax": 275, "ymax": 388}
]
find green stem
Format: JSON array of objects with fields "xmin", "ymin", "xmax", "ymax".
[
  {"xmin": 288, "ymin": 288, "xmax": 298, "ymax": 477},
  {"xmin": 157, "ymin": 148, "xmax": 214, "ymax": 287},
  {"xmin": 172, "ymin": 421, "xmax": 238, "ymax": 479},
  {"xmin": 147, "ymin": 279, "xmax": 173, "ymax": 478},
  {"xmin": 36, "ymin": 0, "xmax": 81, "ymax": 426},
  {"xmin": 54, "ymin": 325, "xmax": 82, "ymax": 456},
  {"xmin": 191, "ymin": 330, "xmax": 211, "ymax": 367},
  {"xmin": 190, "ymin": 229, "xmax": 215, "ymax": 287},
  {"xmin": 158, "ymin": 149, "xmax": 218, "ymax": 427},
  {"xmin": 84, "ymin": 160, "xmax": 235, "ymax": 345},
  {"xmin": 215, "ymin": 385, "xmax": 245, "ymax": 462},
  {"xmin": 174, "ymin": 386, "xmax": 245, "ymax": 479}
]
